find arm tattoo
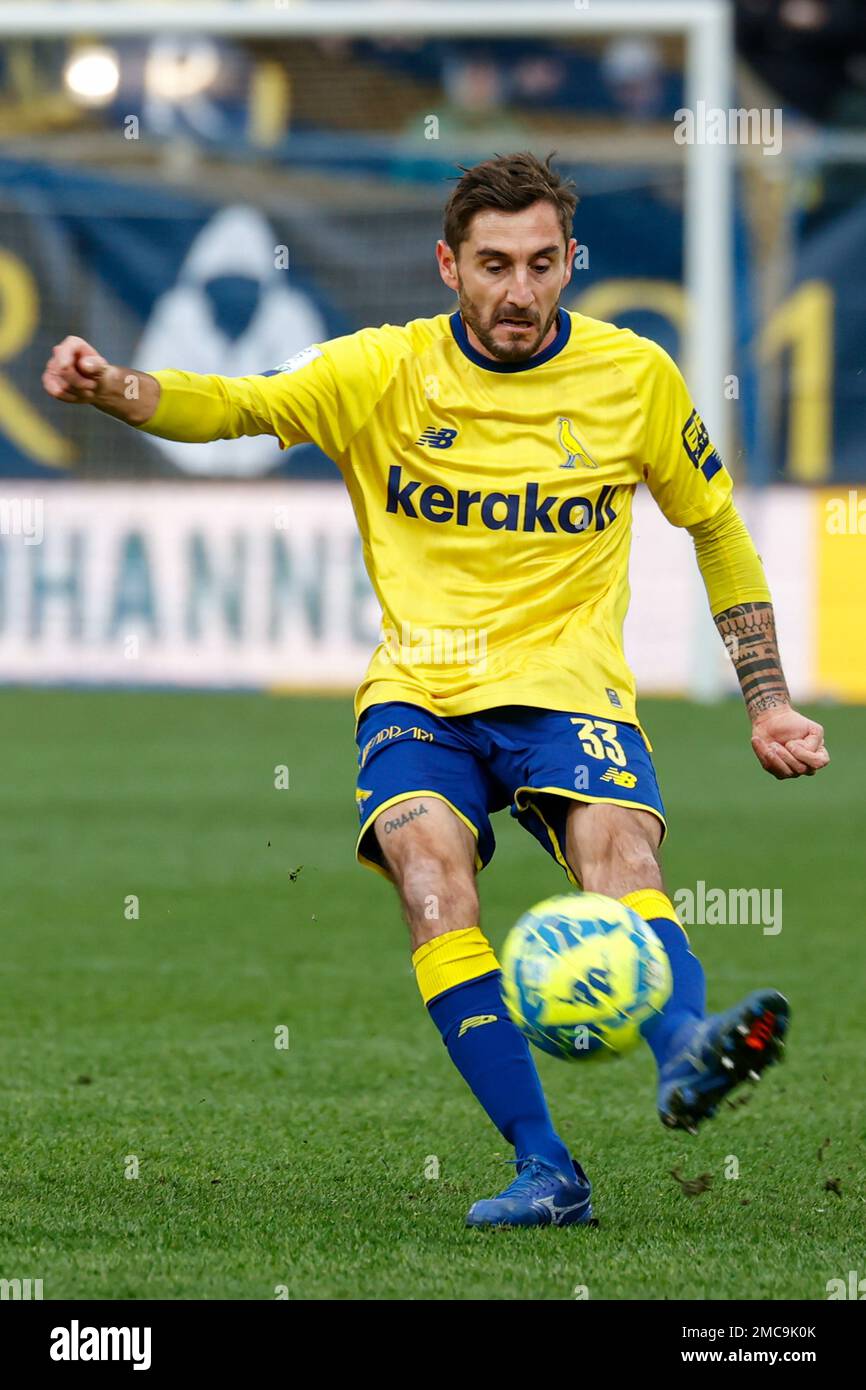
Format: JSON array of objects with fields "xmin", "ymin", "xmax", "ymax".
[{"xmin": 713, "ymin": 601, "xmax": 791, "ymax": 718}]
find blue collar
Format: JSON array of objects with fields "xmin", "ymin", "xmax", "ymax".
[{"xmin": 449, "ymin": 307, "xmax": 571, "ymax": 372}]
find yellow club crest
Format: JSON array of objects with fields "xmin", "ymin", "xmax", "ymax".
[{"xmin": 558, "ymin": 417, "xmax": 599, "ymax": 469}]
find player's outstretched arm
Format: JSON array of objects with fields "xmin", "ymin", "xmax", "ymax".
[
  {"xmin": 42, "ymin": 336, "xmax": 160, "ymax": 425},
  {"xmin": 712, "ymin": 601, "xmax": 829, "ymax": 780},
  {"xmin": 42, "ymin": 334, "xmax": 317, "ymax": 445}
]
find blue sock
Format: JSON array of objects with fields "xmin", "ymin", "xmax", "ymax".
[
  {"xmin": 428, "ymin": 972, "xmax": 573, "ymax": 1173},
  {"xmin": 640, "ymin": 914, "xmax": 707, "ymax": 1068}
]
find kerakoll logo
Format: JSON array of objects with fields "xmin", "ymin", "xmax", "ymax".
[
  {"xmin": 49, "ymin": 1321, "xmax": 152, "ymax": 1370},
  {"xmin": 385, "ymin": 465, "xmax": 618, "ymax": 534}
]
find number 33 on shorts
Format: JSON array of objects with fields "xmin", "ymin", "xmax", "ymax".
[{"xmin": 570, "ymin": 717, "xmax": 627, "ymax": 767}]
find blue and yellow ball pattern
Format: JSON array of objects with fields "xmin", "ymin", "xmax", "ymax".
[{"xmin": 500, "ymin": 893, "xmax": 672, "ymax": 1060}]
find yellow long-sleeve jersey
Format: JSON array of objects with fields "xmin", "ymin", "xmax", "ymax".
[{"xmin": 136, "ymin": 308, "xmax": 770, "ymax": 727}]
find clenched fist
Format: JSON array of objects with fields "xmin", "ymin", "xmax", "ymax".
[
  {"xmin": 42, "ymin": 336, "xmax": 158, "ymax": 423},
  {"xmin": 42, "ymin": 336, "xmax": 113, "ymax": 403},
  {"xmin": 751, "ymin": 706, "xmax": 830, "ymax": 779}
]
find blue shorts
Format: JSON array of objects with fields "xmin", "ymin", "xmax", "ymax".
[{"xmin": 355, "ymin": 701, "xmax": 666, "ymax": 884}]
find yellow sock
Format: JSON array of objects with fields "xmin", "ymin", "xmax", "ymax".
[
  {"xmin": 621, "ymin": 888, "xmax": 706, "ymax": 1061},
  {"xmin": 621, "ymin": 888, "xmax": 689, "ymax": 943},
  {"xmin": 412, "ymin": 926, "xmax": 499, "ymax": 1006}
]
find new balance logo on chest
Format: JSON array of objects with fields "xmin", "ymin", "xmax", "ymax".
[
  {"xmin": 385, "ymin": 464, "xmax": 617, "ymax": 534},
  {"xmin": 416, "ymin": 426, "xmax": 458, "ymax": 449}
]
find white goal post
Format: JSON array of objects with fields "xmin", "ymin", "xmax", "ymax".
[{"xmin": 2, "ymin": 0, "xmax": 734, "ymax": 458}]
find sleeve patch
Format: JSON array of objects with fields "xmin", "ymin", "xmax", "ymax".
[
  {"xmin": 259, "ymin": 344, "xmax": 323, "ymax": 378},
  {"xmin": 681, "ymin": 408, "xmax": 710, "ymax": 466},
  {"xmin": 681, "ymin": 408, "xmax": 724, "ymax": 481}
]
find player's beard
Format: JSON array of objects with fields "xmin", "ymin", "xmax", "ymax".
[{"xmin": 456, "ymin": 283, "xmax": 559, "ymax": 363}]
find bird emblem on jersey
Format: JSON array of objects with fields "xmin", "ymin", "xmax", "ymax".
[{"xmin": 558, "ymin": 417, "xmax": 599, "ymax": 469}]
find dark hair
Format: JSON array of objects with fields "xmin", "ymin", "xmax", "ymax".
[{"xmin": 443, "ymin": 151, "xmax": 578, "ymax": 256}]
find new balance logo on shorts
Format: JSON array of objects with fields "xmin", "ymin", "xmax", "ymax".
[
  {"xmin": 386, "ymin": 465, "xmax": 618, "ymax": 534},
  {"xmin": 600, "ymin": 767, "xmax": 638, "ymax": 788}
]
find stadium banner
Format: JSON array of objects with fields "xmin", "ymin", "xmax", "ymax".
[
  {"xmin": 0, "ymin": 482, "xmax": 861, "ymax": 700},
  {"xmin": 2, "ymin": 156, "xmax": 866, "ymax": 484}
]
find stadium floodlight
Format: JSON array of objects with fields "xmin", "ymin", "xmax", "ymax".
[{"xmin": 63, "ymin": 45, "xmax": 120, "ymax": 106}]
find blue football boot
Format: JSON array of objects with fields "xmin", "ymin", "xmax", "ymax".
[
  {"xmin": 466, "ymin": 1155, "xmax": 593, "ymax": 1228},
  {"xmin": 658, "ymin": 988, "xmax": 789, "ymax": 1133}
]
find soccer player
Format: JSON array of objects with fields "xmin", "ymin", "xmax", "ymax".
[{"xmin": 43, "ymin": 152, "xmax": 829, "ymax": 1230}]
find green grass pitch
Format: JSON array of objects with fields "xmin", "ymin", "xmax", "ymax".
[{"xmin": 1, "ymin": 689, "xmax": 863, "ymax": 1301}]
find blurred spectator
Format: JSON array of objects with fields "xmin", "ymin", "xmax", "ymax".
[
  {"xmin": 402, "ymin": 48, "xmax": 530, "ymax": 150},
  {"xmin": 600, "ymin": 37, "xmax": 666, "ymax": 122},
  {"xmin": 736, "ymin": 0, "xmax": 866, "ymax": 124},
  {"xmin": 512, "ymin": 54, "xmax": 567, "ymax": 104}
]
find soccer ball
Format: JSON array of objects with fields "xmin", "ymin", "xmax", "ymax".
[{"xmin": 500, "ymin": 892, "xmax": 672, "ymax": 1060}]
